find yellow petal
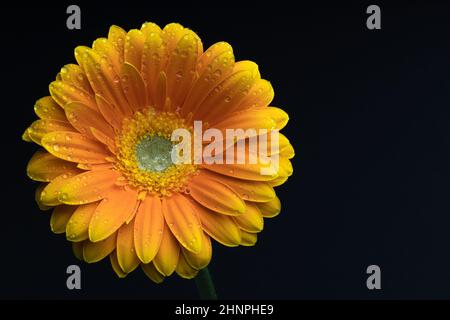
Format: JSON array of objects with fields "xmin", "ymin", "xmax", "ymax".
[
  {"xmin": 176, "ymin": 253, "xmax": 199, "ymax": 279},
  {"xmin": 58, "ymin": 169, "xmax": 120, "ymax": 205},
  {"xmin": 165, "ymin": 30, "xmax": 199, "ymax": 109},
  {"xmin": 236, "ymin": 78, "xmax": 274, "ymax": 109},
  {"xmin": 256, "ymin": 196, "xmax": 281, "ymax": 218},
  {"xmin": 240, "ymin": 230, "xmax": 257, "ymax": 246},
  {"xmin": 40, "ymin": 169, "xmax": 83, "ymax": 206},
  {"xmin": 182, "ymin": 233, "xmax": 212, "ymax": 270},
  {"xmin": 116, "ymin": 219, "xmax": 140, "ymax": 273},
  {"xmin": 59, "ymin": 64, "xmax": 94, "ymax": 95},
  {"xmin": 200, "ymin": 170, "xmax": 275, "ymax": 202},
  {"xmin": 72, "ymin": 242, "xmax": 84, "ymax": 260},
  {"xmin": 95, "ymin": 94, "xmax": 124, "ymax": 130},
  {"xmin": 162, "ymin": 193, "xmax": 203, "ymax": 253},
  {"xmin": 90, "ymin": 127, "xmax": 116, "ymax": 154},
  {"xmin": 202, "ymin": 162, "xmax": 278, "ymax": 181},
  {"xmin": 92, "ymin": 38, "xmax": 122, "ymax": 75},
  {"xmin": 35, "ymin": 183, "xmax": 51, "ymax": 210},
  {"xmin": 27, "ymin": 151, "xmax": 77, "ymax": 182},
  {"xmin": 141, "ymin": 262, "xmax": 165, "ymax": 283},
  {"xmin": 266, "ymin": 107, "xmax": 289, "ymax": 130},
  {"xmin": 42, "ymin": 131, "xmax": 110, "ymax": 164},
  {"xmin": 107, "ymin": 25, "xmax": 126, "ymax": 63},
  {"xmin": 27, "ymin": 119, "xmax": 75, "ymax": 145},
  {"xmin": 134, "ymin": 196, "xmax": 164, "ymax": 263},
  {"xmin": 88, "ymin": 187, "xmax": 138, "ymax": 242},
  {"xmin": 141, "ymin": 32, "xmax": 165, "ymax": 106},
  {"xmin": 192, "ymin": 201, "xmax": 241, "ymax": 247},
  {"xmin": 34, "ymin": 96, "xmax": 67, "ymax": 122},
  {"xmin": 268, "ymin": 176, "xmax": 288, "ymax": 187},
  {"xmin": 233, "ymin": 202, "xmax": 264, "ymax": 233},
  {"xmin": 83, "ymin": 233, "xmax": 116, "ymax": 263},
  {"xmin": 50, "ymin": 205, "xmax": 76, "ymax": 234},
  {"xmin": 182, "ymin": 43, "xmax": 234, "ymax": 116},
  {"xmin": 278, "ymin": 157, "xmax": 293, "ymax": 178},
  {"xmin": 78, "ymin": 47, "xmax": 132, "ymax": 117},
  {"xmin": 162, "ymin": 23, "xmax": 186, "ymax": 56},
  {"xmin": 124, "ymin": 29, "xmax": 145, "ymax": 71},
  {"xmin": 64, "ymin": 101, "xmax": 114, "ymax": 139},
  {"xmin": 141, "ymin": 22, "xmax": 162, "ymax": 36},
  {"xmin": 110, "ymin": 250, "xmax": 127, "ymax": 278},
  {"xmin": 49, "ymin": 80, "xmax": 97, "ymax": 111},
  {"xmin": 66, "ymin": 202, "xmax": 98, "ymax": 242},
  {"xmin": 153, "ymin": 223, "xmax": 180, "ymax": 276},
  {"xmin": 121, "ymin": 62, "xmax": 147, "ymax": 112},
  {"xmin": 188, "ymin": 174, "xmax": 245, "ymax": 216},
  {"xmin": 193, "ymin": 69, "xmax": 256, "ymax": 122}
]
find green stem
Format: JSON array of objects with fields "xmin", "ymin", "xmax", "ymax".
[{"xmin": 195, "ymin": 267, "xmax": 218, "ymax": 300}]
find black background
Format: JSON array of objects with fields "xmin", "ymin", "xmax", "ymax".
[{"xmin": 1, "ymin": 0, "xmax": 450, "ymax": 299}]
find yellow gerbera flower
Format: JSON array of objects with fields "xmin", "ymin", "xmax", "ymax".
[{"xmin": 23, "ymin": 22, "xmax": 294, "ymax": 284}]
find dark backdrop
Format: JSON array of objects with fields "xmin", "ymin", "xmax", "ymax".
[{"xmin": 1, "ymin": 0, "xmax": 450, "ymax": 299}]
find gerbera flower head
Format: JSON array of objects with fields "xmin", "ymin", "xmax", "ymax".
[{"xmin": 23, "ymin": 22, "xmax": 294, "ymax": 282}]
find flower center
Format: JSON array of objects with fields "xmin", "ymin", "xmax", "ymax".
[
  {"xmin": 115, "ymin": 108, "xmax": 197, "ymax": 197},
  {"xmin": 135, "ymin": 135, "xmax": 174, "ymax": 172}
]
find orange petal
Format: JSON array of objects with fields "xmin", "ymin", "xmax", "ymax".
[
  {"xmin": 188, "ymin": 174, "xmax": 245, "ymax": 216},
  {"xmin": 116, "ymin": 219, "xmax": 140, "ymax": 273},
  {"xmin": 42, "ymin": 131, "xmax": 110, "ymax": 164},
  {"xmin": 176, "ymin": 253, "xmax": 199, "ymax": 279},
  {"xmin": 40, "ymin": 168, "xmax": 83, "ymax": 206},
  {"xmin": 134, "ymin": 196, "xmax": 164, "ymax": 263},
  {"xmin": 34, "ymin": 96, "xmax": 67, "ymax": 122},
  {"xmin": 83, "ymin": 233, "xmax": 117, "ymax": 263},
  {"xmin": 27, "ymin": 119, "xmax": 75, "ymax": 145},
  {"xmin": 49, "ymin": 80, "xmax": 97, "ymax": 111},
  {"xmin": 88, "ymin": 187, "xmax": 138, "ymax": 242},
  {"xmin": 27, "ymin": 151, "xmax": 77, "ymax": 182},
  {"xmin": 58, "ymin": 169, "xmax": 120, "ymax": 205},
  {"xmin": 233, "ymin": 202, "xmax": 264, "ymax": 233},
  {"xmin": 200, "ymin": 170, "xmax": 275, "ymax": 202},
  {"xmin": 162, "ymin": 193, "xmax": 203, "ymax": 253},
  {"xmin": 193, "ymin": 201, "xmax": 241, "ymax": 247},
  {"xmin": 64, "ymin": 102, "xmax": 114, "ymax": 139},
  {"xmin": 50, "ymin": 205, "xmax": 76, "ymax": 234},
  {"xmin": 110, "ymin": 250, "xmax": 127, "ymax": 278},
  {"xmin": 141, "ymin": 262, "xmax": 165, "ymax": 283},
  {"xmin": 256, "ymin": 196, "xmax": 281, "ymax": 218},
  {"xmin": 66, "ymin": 202, "xmax": 98, "ymax": 242},
  {"xmin": 182, "ymin": 233, "xmax": 212, "ymax": 270},
  {"xmin": 153, "ymin": 223, "xmax": 180, "ymax": 276}
]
